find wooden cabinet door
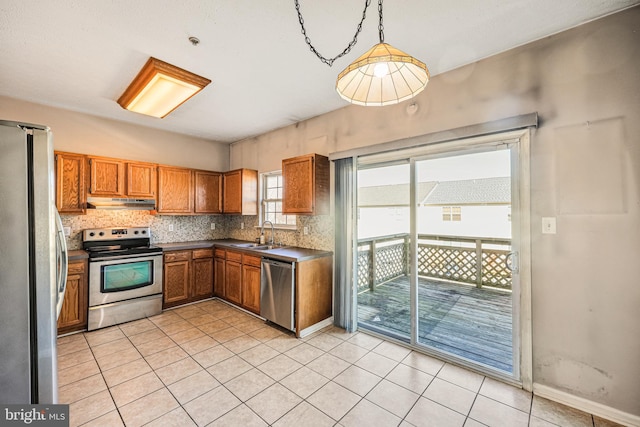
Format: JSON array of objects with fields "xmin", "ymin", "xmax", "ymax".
[
  {"xmin": 55, "ymin": 152, "xmax": 86, "ymax": 213},
  {"xmin": 242, "ymin": 263, "xmax": 261, "ymax": 314},
  {"xmin": 57, "ymin": 260, "xmax": 87, "ymax": 334},
  {"xmin": 223, "ymin": 169, "xmax": 258, "ymax": 215},
  {"xmin": 88, "ymin": 157, "xmax": 125, "ymax": 197},
  {"xmin": 214, "ymin": 256, "xmax": 226, "ymax": 297},
  {"xmin": 195, "ymin": 170, "xmax": 222, "ymax": 214},
  {"xmin": 225, "ymin": 260, "xmax": 242, "ymax": 305},
  {"xmin": 158, "ymin": 166, "xmax": 193, "ymax": 213},
  {"xmin": 192, "ymin": 249, "xmax": 214, "ymax": 300},
  {"xmin": 127, "ymin": 162, "xmax": 157, "ymax": 198},
  {"xmin": 163, "ymin": 252, "xmax": 190, "ymax": 307},
  {"xmin": 282, "ymin": 154, "xmax": 329, "ymax": 215},
  {"xmin": 283, "ymin": 155, "xmax": 314, "ymax": 214},
  {"xmin": 222, "ymin": 170, "xmax": 242, "ymax": 213}
]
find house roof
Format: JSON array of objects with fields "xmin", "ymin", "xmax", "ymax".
[
  {"xmin": 423, "ymin": 177, "xmax": 511, "ymax": 205},
  {"xmin": 358, "ymin": 182, "xmax": 437, "ymax": 207},
  {"xmin": 358, "ymin": 177, "xmax": 510, "ymax": 207}
]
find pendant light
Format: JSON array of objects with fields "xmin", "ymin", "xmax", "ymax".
[
  {"xmin": 336, "ymin": 0, "xmax": 429, "ymax": 106},
  {"xmin": 294, "ymin": 0, "xmax": 429, "ymax": 107}
]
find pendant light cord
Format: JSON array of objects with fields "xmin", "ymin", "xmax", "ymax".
[
  {"xmin": 295, "ymin": 0, "xmax": 372, "ymax": 67},
  {"xmin": 378, "ymin": 0, "xmax": 384, "ymax": 43}
]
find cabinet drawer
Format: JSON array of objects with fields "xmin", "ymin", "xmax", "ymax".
[
  {"xmin": 68, "ymin": 261, "xmax": 85, "ymax": 274},
  {"xmin": 214, "ymin": 248, "xmax": 226, "ymax": 259},
  {"xmin": 243, "ymin": 255, "xmax": 262, "ymax": 267},
  {"xmin": 192, "ymin": 248, "xmax": 214, "ymax": 259},
  {"xmin": 226, "ymin": 250, "xmax": 242, "ymax": 263},
  {"xmin": 164, "ymin": 251, "xmax": 190, "ymax": 262}
]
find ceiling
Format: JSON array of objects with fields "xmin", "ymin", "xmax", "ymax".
[{"xmin": 0, "ymin": 1, "xmax": 637, "ymax": 143}]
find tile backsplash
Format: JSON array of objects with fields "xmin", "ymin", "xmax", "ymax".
[
  {"xmin": 61, "ymin": 210, "xmax": 334, "ymax": 252},
  {"xmin": 225, "ymin": 215, "xmax": 334, "ymax": 251}
]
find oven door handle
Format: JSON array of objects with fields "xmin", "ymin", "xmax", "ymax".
[{"xmin": 88, "ymin": 252, "xmax": 163, "ymax": 262}]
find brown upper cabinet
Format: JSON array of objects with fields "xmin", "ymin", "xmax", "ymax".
[
  {"xmin": 223, "ymin": 169, "xmax": 258, "ymax": 215},
  {"xmin": 282, "ymin": 153, "xmax": 329, "ymax": 215},
  {"xmin": 54, "ymin": 150, "xmax": 229, "ymax": 215},
  {"xmin": 127, "ymin": 161, "xmax": 157, "ymax": 199},
  {"xmin": 157, "ymin": 167, "xmax": 223, "ymax": 215},
  {"xmin": 87, "ymin": 156, "xmax": 125, "ymax": 197},
  {"xmin": 195, "ymin": 170, "xmax": 222, "ymax": 214},
  {"xmin": 55, "ymin": 151, "xmax": 86, "ymax": 213},
  {"xmin": 157, "ymin": 166, "xmax": 193, "ymax": 214}
]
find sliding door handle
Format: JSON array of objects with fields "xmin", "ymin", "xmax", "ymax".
[{"xmin": 505, "ymin": 251, "xmax": 519, "ymax": 274}]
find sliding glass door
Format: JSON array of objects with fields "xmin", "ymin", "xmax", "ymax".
[
  {"xmin": 356, "ymin": 162, "xmax": 411, "ymax": 342},
  {"xmin": 355, "ymin": 136, "xmax": 523, "ymax": 378},
  {"xmin": 414, "ymin": 150, "xmax": 514, "ymax": 373}
]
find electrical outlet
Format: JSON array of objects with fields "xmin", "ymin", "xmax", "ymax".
[
  {"xmin": 240, "ymin": 222, "xmax": 244, "ymax": 229},
  {"xmin": 542, "ymin": 217, "xmax": 556, "ymax": 234},
  {"xmin": 168, "ymin": 224, "xmax": 174, "ymax": 232},
  {"xmin": 210, "ymin": 223, "xmax": 215, "ymax": 230},
  {"xmin": 303, "ymin": 226, "xmax": 309, "ymax": 235},
  {"xmin": 63, "ymin": 226, "xmax": 71, "ymax": 237}
]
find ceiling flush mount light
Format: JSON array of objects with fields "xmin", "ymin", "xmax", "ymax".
[
  {"xmin": 295, "ymin": 0, "xmax": 429, "ymax": 106},
  {"xmin": 117, "ymin": 57, "xmax": 211, "ymax": 118}
]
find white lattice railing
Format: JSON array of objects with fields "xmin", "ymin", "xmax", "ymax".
[{"xmin": 357, "ymin": 233, "xmax": 512, "ymax": 292}]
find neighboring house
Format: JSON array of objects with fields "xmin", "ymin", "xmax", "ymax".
[
  {"xmin": 357, "ymin": 182, "xmax": 436, "ymax": 239},
  {"xmin": 420, "ymin": 177, "xmax": 511, "ymax": 239},
  {"xmin": 358, "ymin": 177, "xmax": 511, "ymax": 239}
]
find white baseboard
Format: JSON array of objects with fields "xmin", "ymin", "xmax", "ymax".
[
  {"xmin": 533, "ymin": 383, "xmax": 640, "ymax": 427},
  {"xmin": 298, "ymin": 317, "xmax": 333, "ymax": 338}
]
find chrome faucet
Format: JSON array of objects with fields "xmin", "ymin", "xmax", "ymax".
[{"xmin": 261, "ymin": 220, "xmax": 275, "ymax": 246}]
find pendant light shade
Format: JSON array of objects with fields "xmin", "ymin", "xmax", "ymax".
[{"xmin": 336, "ymin": 43, "xmax": 429, "ymax": 106}]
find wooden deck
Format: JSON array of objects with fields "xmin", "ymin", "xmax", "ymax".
[{"xmin": 357, "ymin": 275, "xmax": 513, "ymax": 372}]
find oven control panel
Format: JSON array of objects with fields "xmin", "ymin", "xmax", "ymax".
[{"xmin": 83, "ymin": 227, "xmax": 151, "ymax": 242}]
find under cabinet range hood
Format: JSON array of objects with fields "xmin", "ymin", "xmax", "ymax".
[{"xmin": 86, "ymin": 197, "xmax": 156, "ymax": 210}]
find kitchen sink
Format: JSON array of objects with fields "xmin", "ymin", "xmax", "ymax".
[{"xmin": 232, "ymin": 243, "xmax": 263, "ymax": 248}]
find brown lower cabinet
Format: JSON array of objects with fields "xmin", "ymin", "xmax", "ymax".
[
  {"xmin": 295, "ymin": 255, "xmax": 333, "ymax": 336},
  {"xmin": 241, "ymin": 255, "xmax": 261, "ymax": 314},
  {"xmin": 213, "ymin": 246, "xmax": 334, "ymax": 336},
  {"xmin": 163, "ymin": 248, "xmax": 214, "ymax": 308},
  {"xmin": 214, "ymin": 249, "xmax": 261, "ymax": 315},
  {"xmin": 57, "ymin": 259, "xmax": 88, "ymax": 335}
]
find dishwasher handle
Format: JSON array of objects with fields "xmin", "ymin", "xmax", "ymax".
[{"xmin": 261, "ymin": 258, "xmax": 294, "ymax": 270}]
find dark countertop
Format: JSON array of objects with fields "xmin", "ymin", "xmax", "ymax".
[
  {"xmin": 156, "ymin": 241, "xmax": 215, "ymax": 251},
  {"xmin": 157, "ymin": 239, "xmax": 332, "ymax": 262},
  {"xmin": 68, "ymin": 250, "xmax": 88, "ymax": 261}
]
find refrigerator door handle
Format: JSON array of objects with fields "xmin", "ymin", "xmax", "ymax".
[{"xmin": 55, "ymin": 208, "xmax": 68, "ymax": 319}]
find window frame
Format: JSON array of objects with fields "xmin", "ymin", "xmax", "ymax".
[
  {"xmin": 260, "ymin": 171, "xmax": 297, "ymax": 229},
  {"xmin": 442, "ymin": 206, "xmax": 462, "ymax": 222}
]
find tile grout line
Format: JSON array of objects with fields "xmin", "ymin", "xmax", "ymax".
[{"xmin": 60, "ymin": 300, "xmax": 600, "ymax": 427}]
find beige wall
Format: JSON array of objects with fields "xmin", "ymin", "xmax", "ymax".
[
  {"xmin": 231, "ymin": 7, "xmax": 640, "ymax": 417},
  {"xmin": 1, "ymin": 6, "xmax": 637, "ymax": 418},
  {"xmin": 0, "ymin": 96, "xmax": 229, "ymax": 171}
]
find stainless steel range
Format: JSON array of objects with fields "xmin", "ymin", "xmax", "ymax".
[{"xmin": 83, "ymin": 227, "xmax": 163, "ymax": 331}]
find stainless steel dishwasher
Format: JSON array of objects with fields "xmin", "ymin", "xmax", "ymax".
[{"xmin": 260, "ymin": 258, "xmax": 295, "ymax": 332}]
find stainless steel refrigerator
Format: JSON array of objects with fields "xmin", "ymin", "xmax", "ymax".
[{"xmin": 0, "ymin": 120, "xmax": 68, "ymax": 404}]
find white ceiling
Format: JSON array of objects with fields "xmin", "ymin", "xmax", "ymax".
[{"xmin": 0, "ymin": 1, "xmax": 637, "ymax": 143}]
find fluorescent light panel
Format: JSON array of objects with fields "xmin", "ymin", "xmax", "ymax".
[{"xmin": 118, "ymin": 57, "xmax": 211, "ymax": 118}]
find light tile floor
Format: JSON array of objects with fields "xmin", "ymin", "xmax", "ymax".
[{"xmin": 57, "ymin": 299, "xmax": 621, "ymax": 427}]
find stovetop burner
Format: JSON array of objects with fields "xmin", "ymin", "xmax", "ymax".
[{"xmin": 82, "ymin": 227, "xmax": 161, "ymax": 259}]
